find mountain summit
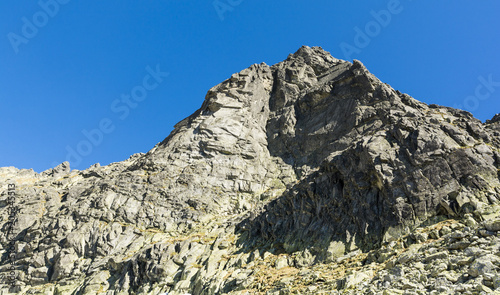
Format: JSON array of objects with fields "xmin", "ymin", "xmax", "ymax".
[{"xmin": 2, "ymin": 46, "xmax": 500, "ymax": 294}]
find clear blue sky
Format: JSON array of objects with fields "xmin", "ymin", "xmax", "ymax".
[{"xmin": 1, "ymin": 0, "xmax": 499, "ymax": 172}]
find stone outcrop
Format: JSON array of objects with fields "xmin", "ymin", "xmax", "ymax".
[{"xmin": 1, "ymin": 46, "xmax": 500, "ymax": 294}]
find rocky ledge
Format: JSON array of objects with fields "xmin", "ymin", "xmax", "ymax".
[{"xmin": 1, "ymin": 46, "xmax": 500, "ymax": 294}]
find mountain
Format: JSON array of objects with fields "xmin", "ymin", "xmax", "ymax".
[{"xmin": 1, "ymin": 46, "xmax": 500, "ymax": 294}]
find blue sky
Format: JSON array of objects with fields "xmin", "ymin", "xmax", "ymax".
[{"xmin": 1, "ymin": 0, "xmax": 499, "ymax": 172}]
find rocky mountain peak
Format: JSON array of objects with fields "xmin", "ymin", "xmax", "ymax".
[
  {"xmin": 2, "ymin": 47, "xmax": 500, "ymax": 294},
  {"xmin": 285, "ymin": 46, "xmax": 340, "ymax": 74}
]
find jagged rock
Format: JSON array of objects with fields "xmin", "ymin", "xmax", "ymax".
[
  {"xmin": 274, "ymin": 256, "xmax": 288, "ymax": 270},
  {"xmin": 41, "ymin": 161, "xmax": 71, "ymax": 177},
  {"xmin": 468, "ymin": 254, "xmax": 500, "ymax": 277},
  {"xmin": 2, "ymin": 46, "xmax": 500, "ymax": 294},
  {"xmin": 294, "ymin": 249, "xmax": 316, "ymax": 268},
  {"xmin": 484, "ymin": 218, "xmax": 500, "ymax": 231},
  {"xmin": 343, "ymin": 270, "xmax": 373, "ymax": 289},
  {"xmin": 326, "ymin": 241, "xmax": 346, "ymax": 262}
]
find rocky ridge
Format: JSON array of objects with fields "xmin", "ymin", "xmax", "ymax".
[{"xmin": 1, "ymin": 46, "xmax": 500, "ymax": 294}]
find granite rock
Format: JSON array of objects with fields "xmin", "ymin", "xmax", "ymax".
[{"xmin": 2, "ymin": 46, "xmax": 500, "ymax": 294}]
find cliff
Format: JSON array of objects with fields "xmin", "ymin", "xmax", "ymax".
[{"xmin": 1, "ymin": 46, "xmax": 500, "ymax": 294}]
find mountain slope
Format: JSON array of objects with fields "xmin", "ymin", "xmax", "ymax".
[{"xmin": 1, "ymin": 46, "xmax": 500, "ymax": 294}]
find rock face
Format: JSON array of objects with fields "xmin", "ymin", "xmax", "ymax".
[{"xmin": 1, "ymin": 46, "xmax": 500, "ymax": 294}]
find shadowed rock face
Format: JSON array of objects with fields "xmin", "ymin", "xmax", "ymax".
[{"xmin": 1, "ymin": 46, "xmax": 500, "ymax": 294}]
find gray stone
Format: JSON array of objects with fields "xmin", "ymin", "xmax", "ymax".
[
  {"xmin": 484, "ymin": 218, "xmax": 500, "ymax": 231},
  {"xmin": 343, "ymin": 270, "xmax": 374, "ymax": 289},
  {"xmin": 294, "ymin": 249, "xmax": 315, "ymax": 268},
  {"xmin": 326, "ymin": 240, "xmax": 346, "ymax": 262},
  {"xmin": 275, "ymin": 256, "xmax": 288, "ymax": 269},
  {"xmin": 468, "ymin": 255, "xmax": 499, "ymax": 277}
]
